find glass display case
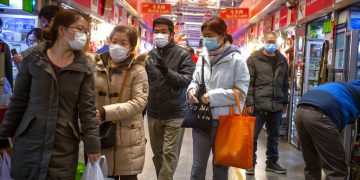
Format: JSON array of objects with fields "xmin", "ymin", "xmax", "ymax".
[{"xmin": 303, "ymin": 41, "xmax": 323, "ymax": 93}]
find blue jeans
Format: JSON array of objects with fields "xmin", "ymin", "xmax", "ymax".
[
  {"xmin": 191, "ymin": 121, "xmax": 228, "ymax": 180},
  {"xmin": 253, "ymin": 111, "xmax": 283, "ymax": 166}
]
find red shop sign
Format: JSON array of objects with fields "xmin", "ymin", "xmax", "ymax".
[
  {"xmin": 142, "ymin": 3, "xmax": 171, "ymax": 14},
  {"xmin": 305, "ymin": 0, "xmax": 333, "ymax": 17},
  {"xmin": 219, "ymin": 8, "xmax": 249, "ymax": 20},
  {"xmin": 279, "ymin": 7, "xmax": 288, "ymax": 28}
]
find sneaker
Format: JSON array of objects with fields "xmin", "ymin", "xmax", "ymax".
[
  {"xmin": 245, "ymin": 168, "xmax": 255, "ymax": 175},
  {"xmin": 265, "ymin": 162, "xmax": 287, "ymax": 174}
]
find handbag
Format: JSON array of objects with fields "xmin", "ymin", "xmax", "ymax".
[
  {"xmin": 100, "ymin": 70, "xmax": 130, "ymax": 149},
  {"xmin": 182, "ymin": 58, "xmax": 211, "ymax": 133},
  {"xmin": 213, "ymin": 88, "xmax": 256, "ymax": 170}
]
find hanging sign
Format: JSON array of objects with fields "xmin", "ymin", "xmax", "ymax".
[
  {"xmin": 74, "ymin": 0, "xmax": 90, "ymax": 8},
  {"xmin": 305, "ymin": 0, "xmax": 333, "ymax": 17},
  {"xmin": 274, "ymin": 11, "xmax": 280, "ymax": 30},
  {"xmin": 279, "ymin": 7, "xmax": 288, "ymax": 28},
  {"xmin": 219, "ymin": 8, "xmax": 249, "ymax": 20},
  {"xmin": 141, "ymin": 3, "xmax": 171, "ymax": 14}
]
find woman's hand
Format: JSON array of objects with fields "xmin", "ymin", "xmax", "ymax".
[
  {"xmin": 95, "ymin": 109, "xmax": 101, "ymax": 123},
  {"xmin": 88, "ymin": 153, "xmax": 101, "ymax": 163},
  {"xmin": 201, "ymin": 93, "xmax": 210, "ymax": 104},
  {"xmin": 188, "ymin": 89, "xmax": 198, "ymax": 104}
]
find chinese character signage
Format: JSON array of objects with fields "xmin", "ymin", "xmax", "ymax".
[
  {"xmin": 142, "ymin": 3, "xmax": 171, "ymax": 14},
  {"xmin": 219, "ymin": 8, "xmax": 249, "ymax": 20}
]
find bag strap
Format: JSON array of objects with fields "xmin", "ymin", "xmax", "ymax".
[
  {"xmin": 201, "ymin": 56, "xmax": 205, "ymax": 85},
  {"xmin": 230, "ymin": 88, "xmax": 247, "ymax": 115},
  {"xmin": 117, "ymin": 69, "xmax": 130, "ymax": 103}
]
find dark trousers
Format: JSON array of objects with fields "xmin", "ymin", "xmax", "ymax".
[
  {"xmin": 253, "ymin": 111, "xmax": 283, "ymax": 165},
  {"xmin": 295, "ymin": 106, "xmax": 348, "ymax": 180},
  {"xmin": 191, "ymin": 126, "xmax": 229, "ymax": 180}
]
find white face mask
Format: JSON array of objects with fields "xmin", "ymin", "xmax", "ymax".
[
  {"xmin": 66, "ymin": 32, "xmax": 87, "ymax": 50},
  {"xmin": 109, "ymin": 44, "xmax": 130, "ymax": 63},
  {"xmin": 154, "ymin": 33, "xmax": 170, "ymax": 48}
]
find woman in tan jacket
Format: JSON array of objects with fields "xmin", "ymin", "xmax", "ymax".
[{"xmin": 94, "ymin": 25, "xmax": 148, "ymax": 180}]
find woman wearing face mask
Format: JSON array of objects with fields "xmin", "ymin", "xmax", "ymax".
[
  {"xmin": 187, "ymin": 17, "xmax": 250, "ymax": 180},
  {"xmin": 0, "ymin": 9, "xmax": 101, "ymax": 179},
  {"xmin": 94, "ymin": 25, "xmax": 148, "ymax": 180}
]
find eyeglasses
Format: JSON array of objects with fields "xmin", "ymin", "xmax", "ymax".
[{"xmin": 66, "ymin": 26, "xmax": 90, "ymax": 37}]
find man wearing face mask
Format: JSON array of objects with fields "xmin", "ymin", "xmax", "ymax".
[
  {"xmin": 12, "ymin": 5, "xmax": 61, "ymax": 67},
  {"xmin": 146, "ymin": 17, "xmax": 194, "ymax": 180},
  {"xmin": 245, "ymin": 31, "xmax": 289, "ymax": 175}
]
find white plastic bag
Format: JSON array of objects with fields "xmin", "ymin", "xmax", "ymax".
[
  {"xmin": 0, "ymin": 150, "xmax": 13, "ymax": 180},
  {"xmin": 82, "ymin": 156, "xmax": 108, "ymax": 180}
]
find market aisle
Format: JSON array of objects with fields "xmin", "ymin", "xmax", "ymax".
[
  {"xmin": 78, "ymin": 116, "xmax": 306, "ymax": 179},
  {"xmin": 137, "ymin": 116, "xmax": 306, "ymax": 180}
]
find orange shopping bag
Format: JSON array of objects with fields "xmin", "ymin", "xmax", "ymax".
[{"xmin": 213, "ymin": 88, "xmax": 255, "ymax": 170}]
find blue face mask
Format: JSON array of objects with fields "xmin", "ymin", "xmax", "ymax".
[
  {"xmin": 204, "ymin": 37, "xmax": 219, "ymax": 51},
  {"xmin": 264, "ymin": 43, "xmax": 277, "ymax": 53}
]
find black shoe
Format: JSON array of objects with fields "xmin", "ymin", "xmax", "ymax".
[
  {"xmin": 265, "ymin": 162, "xmax": 287, "ymax": 174},
  {"xmin": 245, "ymin": 168, "xmax": 255, "ymax": 175}
]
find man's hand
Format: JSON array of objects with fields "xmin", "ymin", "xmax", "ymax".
[
  {"xmin": 247, "ymin": 106, "xmax": 254, "ymax": 114},
  {"xmin": 201, "ymin": 93, "xmax": 210, "ymax": 105},
  {"xmin": 155, "ymin": 59, "xmax": 168, "ymax": 74},
  {"xmin": 283, "ymin": 105, "xmax": 288, "ymax": 114},
  {"xmin": 95, "ymin": 109, "xmax": 101, "ymax": 123},
  {"xmin": 12, "ymin": 54, "xmax": 23, "ymax": 67},
  {"xmin": 188, "ymin": 89, "xmax": 198, "ymax": 104},
  {"xmin": 88, "ymin": 153, "xmax": 101, "ymax": 163}
]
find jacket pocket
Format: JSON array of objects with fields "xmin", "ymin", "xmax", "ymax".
[
  {"xmin": 119, "ymin": 121, "xmax": 142, "ymax": 147},
  {"xmin": 15, "ymin": 112, "xmax": 35, "ymax": 137}
]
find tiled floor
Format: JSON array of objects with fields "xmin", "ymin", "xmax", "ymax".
[
  {"xmin": 80, "ymin": 117, "xmax": 307, "ymax": 180},
  {"xmin": 138, "ymin": 117, "xmax": 306, "ymax": 180}
]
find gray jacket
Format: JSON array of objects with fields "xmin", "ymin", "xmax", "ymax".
[
  {"xmin": 245, "ymin": 48, "xmax": 289, "ymax": 112},
  {"xmin": 0, "ymin": 42, "xmax": 100, "ymax": 179},
  {"xmin": 188, "ymin": 46, "xmax": 250, "ymax": 120}
]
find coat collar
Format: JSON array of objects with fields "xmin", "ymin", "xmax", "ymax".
[
  {"xmin": 30, "ymin": 42, "xmax": 92, "ymax": 80},
  {"xmin": 200, "ymin": 45, "xmax": 240, "ymax": 66},
  {"xmin": 96, "ymin": 52, "xmax": 135, "ymax": 72}
]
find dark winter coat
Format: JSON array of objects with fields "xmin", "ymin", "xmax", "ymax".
[
  {"xmin": 146, "ymin": 41, "xmax": 195, "ymax": 120},
  {"xmin": 0, "ymin": 42, "xmax": 100, "ymax": 180},
  {"xmin": 246, "ymin": 48, "xmax": 289, "ymax": 112}
]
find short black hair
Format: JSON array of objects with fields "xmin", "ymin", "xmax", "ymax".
[
  {"xmin": 39, "ymin": 5, "xmax": 61, "ymax": 21},
  {"xmin": 265, "ymin": 31, "xmax": 277, "ymax": 37},
  {"xmin": 153, "ymin": 17, "xmax": 174, "ymax": 33},
  {"xmin": 0, "ymin": 18, "xmax": 3, "ymax": 28}
]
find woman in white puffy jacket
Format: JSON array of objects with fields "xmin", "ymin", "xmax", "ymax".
[{"xmin": 187, "ymin": 17, "xmax": 250, "ymax": 180}]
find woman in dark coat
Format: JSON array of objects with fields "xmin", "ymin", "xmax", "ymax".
[{"xmin": 0, "ymin": 9, "xmax": 101, "ymax": 180}]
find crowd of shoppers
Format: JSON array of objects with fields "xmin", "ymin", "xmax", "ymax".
[{"xmin": 0, "ymin": 4, "xmax": 359, "ymax": 180}]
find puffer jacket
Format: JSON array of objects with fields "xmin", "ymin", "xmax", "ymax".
[
  {"xmin": 0, "ymin": 42, "xmax": 100, "ymax": 180},
  {"xmin": 146, "ymin": 41, "xmax": 195, "ymax": 120},
  {"xmin": 245, "ymin": 48, "xmax": 289, "ymax": 112},
  {"xmin": 94, "ymin": 53, "xmax": 148, "ymax": 176},
  {"xmin": 187, "ymin": 45, "xmax": 250, "ymax": 120}
]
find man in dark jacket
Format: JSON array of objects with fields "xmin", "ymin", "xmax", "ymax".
[
  {"xmin": 295, "ymin": 80, "xmax": 360, "ymax": 180},
  {"xmin": 0, "ymin": 18, "xmax": 13, "ymax": 89},
  {"xmin": 246, "ymin": 31, "xmax": 289, "ymax": 175},
  {"xmin": 146, "ymin": 17, "xmax": 194, "ymax": 180}
]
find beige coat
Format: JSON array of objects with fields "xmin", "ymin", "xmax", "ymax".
[{"xmin": 94, "ymin": 53, "xmax": 148, "ymax": 176}]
